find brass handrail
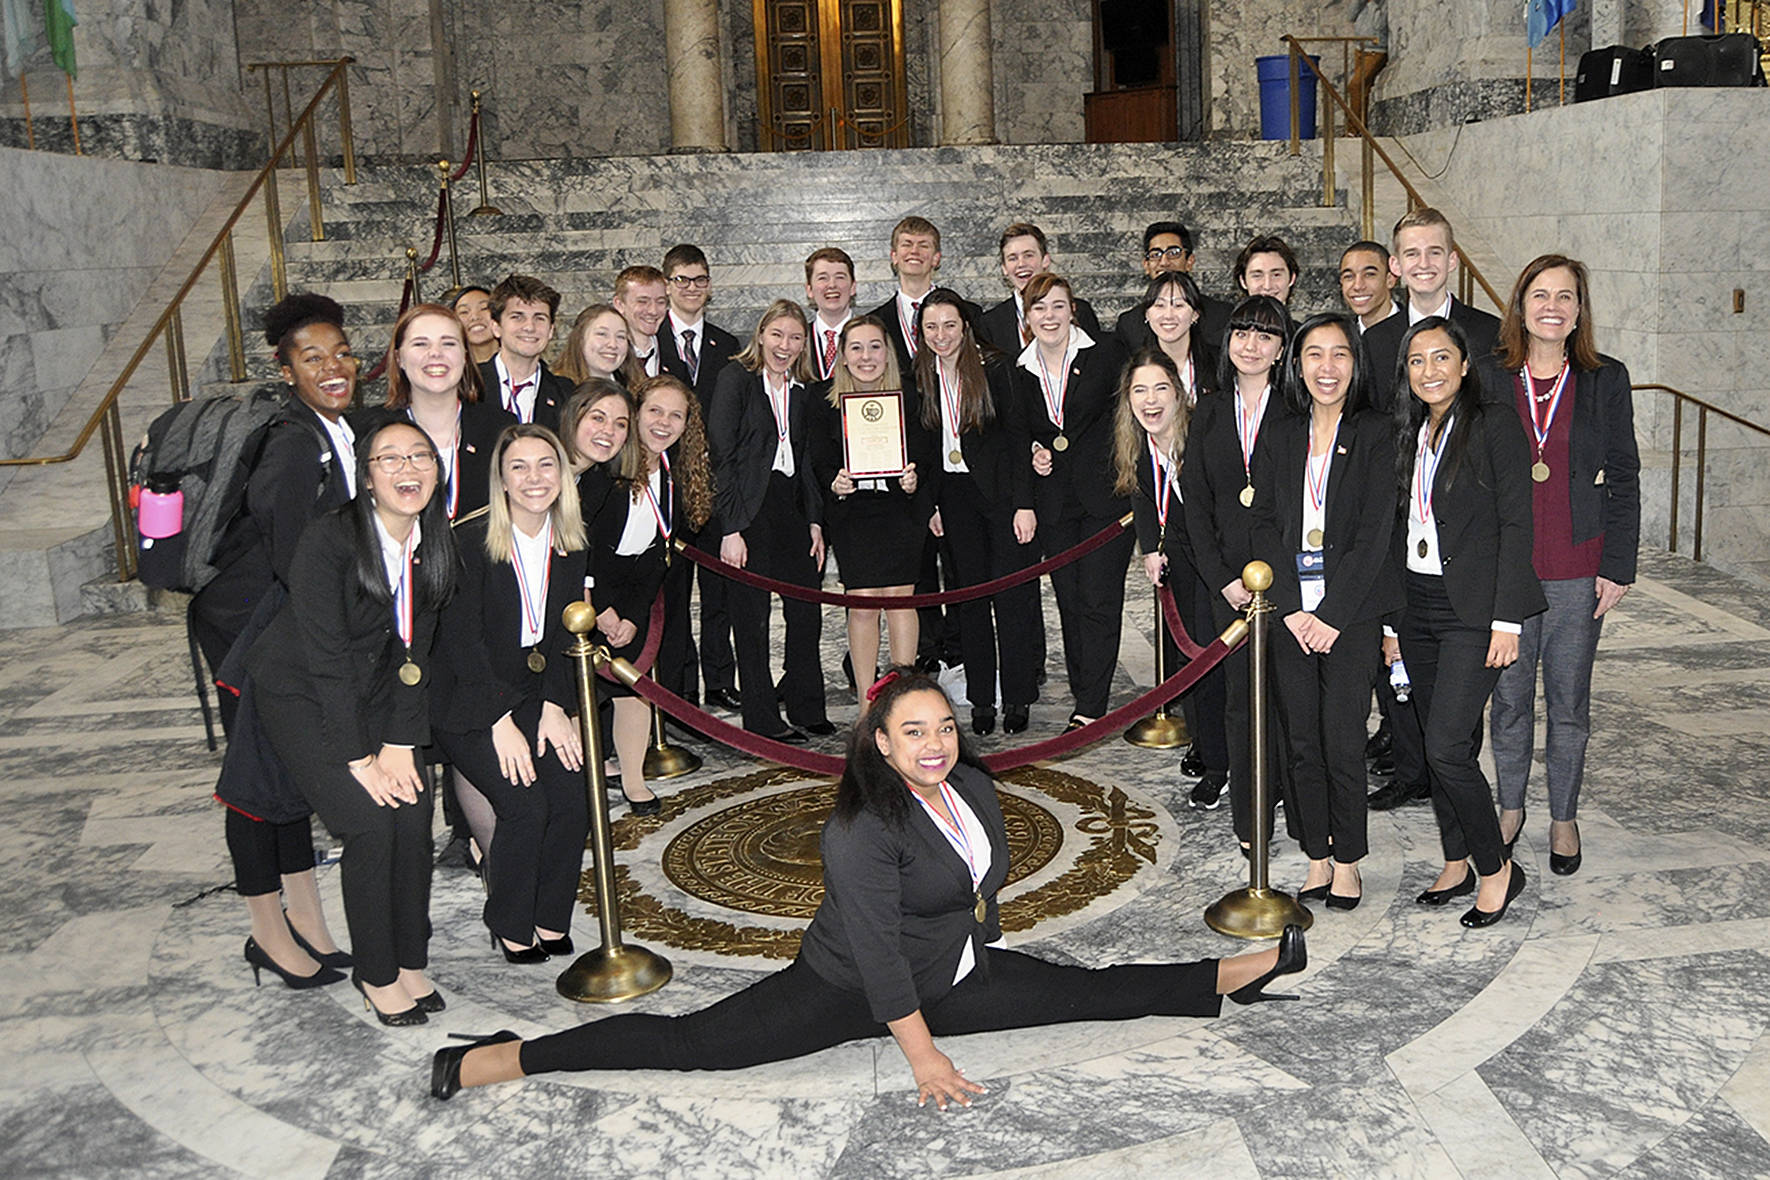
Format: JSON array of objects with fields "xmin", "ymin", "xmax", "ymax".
[
  {"xmin": 1636, "ymin": 383, "xmax": 1770, "ymax": 564},
  {"xmin": 0, "ymin": 58, "xmax": 358, "ymax": 584},
  {"xmin": 1282, "ymin": 34, "xmax": 1504, "ymax": 313}
]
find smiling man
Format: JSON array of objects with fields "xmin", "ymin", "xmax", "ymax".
[
  {"xmin": 478, "ymin": 273, "xmax": 571, "ymax": 432},
  {"xmin": 1361, "ymin": 208, "xmax": 1500, "ymax": 415},
  {"xmin": 614, "ymin": 265, "xmax": 675, "ymax": 380},
  {"xmin": 979, "ymin": 222, "xmax": 1101, "ymax": 353},
  {"xmin": 1115, "ymin": 220, "xmax": 1233, "ymax": 353},
  {"xmin": 804, "ymin": 247, "xmax": 857, "ymax": 382},
  {"xmin": 1338, "ymin": 241, "xmax": 1398, "ymax": 333},
  {"xmin": 866, "ymin": 216, "xmax": 975, "ymax": 385}
]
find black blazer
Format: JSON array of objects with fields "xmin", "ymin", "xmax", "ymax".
[
  {"xmin": 979, "ymin": 293, "xmax": 1102, "ymax": 355},
  {"xmin": 867, "ymin": 292, "xmax": 982, "ymax": 390},
  {"xmin": 1115, "ymin": 294, "xmax": 1232, "ymax": 358},
  {"xmin": 431, "ymin": 516, "xmax": 586, "ymax": 735},
  {"xmin": 245, "ymin": 510, "xmax": 441, "ymax": 760},
  {"xmin": 657, "ymin": 312, "xmax": 740, "ymax": 417},
  {"xmin": 1399, "ymin": 403, "xmax": 1548, "ymax": 629},
  {"xmin": 589, "ymin": 465, "xmax": 681, "ymax": 647},
  {"xmin": 1180, "ymin": 386, "xmax": 1285, "ymax": 604},
  {"xmin": 806, "ymin": 381, "xmax": 937, "ymax": 530},
  {"xmin": 1131, "ymin": 443, "xmax": 1197, "ymax": 578},
  {"xmin": 1477, "ymin": 354, "xmax": 1642, "ymax": 585},
  {"xmin": 1250, "ymin": 410, "xmax": 1402, "ymax": 628},
  {"xmin": 1363, "ymin": 300, "xmax": 1501, "ymax": 415},
  {"xmin": 475, "ymin": 357, "xmax": 574, "ymax": 435},
  {"xmin": 707, "ymin": 365, "xmax": 822, "ymax": 535},
  {"xmin": 351, "ymin": 399, "xmax": 517, "ymax": 522},
  {"xmin": 923, "ymin": 358, "xmax": 1034, "ymax": 511},
  {"xmin": 796, "ymin": 763, "xmax": 1011, "ymax": 1024},
  {"xmin": 1010, "ymin": 335, "xmax": 1131, "ymax": 521}
]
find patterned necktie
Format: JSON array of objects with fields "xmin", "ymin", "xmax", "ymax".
[
  {"xmin": 507, "ymin": 377, "xmax": 534, "ymax": 420},
  {"xmin": 682, "ymin": 328, "xmax": 698, "ymax": 384},
  {"xmin": 822, "ymin": 329, "xmax": 838, "ymax": 378},
  {"xmin": 907, "ymin": 301, "xmax": 921, "ymax": 358}
]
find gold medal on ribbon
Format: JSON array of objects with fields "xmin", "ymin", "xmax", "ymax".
[
  {"xmin": 527, "ymin": 649, "xmax": 546, "ymax": 674},
  {"xmin": 1531, "ymin": 461, "xmax": 1551, "ymax": 483},
  {"xmin": 949, "ymin": 448, "xmax": 963, "ymax": 465},
  {"xmin": 1306, "ymin": 527, "xmax": 1324, "ymax": 548},
  {"xmin": 398, "ymin": 660, "xmax": 422, "ymax": 686},
  {"xmin": 1418, "ymin": 539, "xmax": 1430, "ymax": 559},
  {"xmin": 1052, "ymin": 434, "xmax": 1069, "ymax": 452},
  {"xmin": 1238, "ymin": 484, "xmax": 1255, "ymax": 508},
  {"xmin": 973, "ymin": 893, "xmax": 987, "ymax": 924}
]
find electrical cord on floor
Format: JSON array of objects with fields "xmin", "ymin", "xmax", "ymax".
[{"xmin": 173, "ymin": 881, "xmax": 238, "ymax": 908}]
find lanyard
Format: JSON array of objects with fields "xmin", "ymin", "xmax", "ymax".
[
  {"xmin": 1234, "ymin": 385, "xmax": 1270, "ymax": 481},
  {"xmin": 1148, "ymin": 437, "xmax": 1177, "ymax": 533},
  {"xmin": 1523, "ymin": 361, "xmax": 1571, "ymax": 456},
  {"xmin": 1036, "ymin": 347, "xmax": 1071, "ymax": 430},
  {"xmin": 510, "ymin": 518, "xmax": 552, "ymax": 643},
  {"xmin": 938, "ymin": 360, "xmax": 963, "ymax": 437},
  {"xmin": 1415, "ymin": 415, "xmax": 1454, "ymax": 525},
  {"xmin": 392, "ymin": 528, "xmax": 415, "ymax": 651},
  {"xmin": 1306, "ymin": 417, "xmax": 1341, "ymax": 518},
  {"xmin": 642, "ymin": 454, "xmax": 673, "ymax": 542},
  {"xmin": 764, "ymin": 374, "xmax": 792, "ymax": 448},
  {"xmin": 908, "ymin": 781, "xmax": 983, "ymax": 891}
]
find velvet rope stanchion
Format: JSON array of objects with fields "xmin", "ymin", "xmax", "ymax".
[
  {"xmin": 675, "ymin": 514, "xmax": 1133, "ymax": 610},
  {"xmin": 1125, "ymin": 584, "xmax": 1190, "ymax": 750}
]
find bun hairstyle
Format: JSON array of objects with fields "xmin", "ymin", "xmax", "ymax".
[
  {"xmin": 833, "ymin": 669, "xmax": 984, "ymax": 828},
  {"xmin": 263, "ymin": 292, "xmax": 346, "ymax": 365}
]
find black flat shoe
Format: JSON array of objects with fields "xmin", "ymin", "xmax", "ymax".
[
  {"xmin": 1297, "ymin": 884, "xmax": 1331, "ymax": 902},
  {"xmin": 1461, "ymin": 863, "xmax": 1528, "ymax": 928},
  {"xmin": 1368, "ymin": 779, "xmax": 1430, "ymax": 810},
  {"xmin": 538, "ymin": 933, "xmax": 574, "ymax": 956},
  {"xmin": 1326, "ymin": 866, "xmax": 1362, "ymax": 910},
  {"xmin": 706, "ymin": 687, "xmax": 742, "ymax": 711},
  {"xmin": 351, "ymin": 974, "xmax": 426, "ymax": 1026},
  {"xmin": 1180, "ymin": 743, "xmax": 1205, "ymax": 778},
  {"xmin": 492, "ymin": 931, "xmax": 549, "ymax": 965},
  {"xmin": 763, "ymin": 727, "xmax": 809, "ymax": 745},
  {"xmin": 626, "ymin": 794, "xmax": 662, "ymax": 817},
  {"xmin": 1502, "ymin": 804, "xmax": 1528, "ymax": 859},
  {"xmin": 972, "ymin": 707, "xmax": 996, "ymax": 736},
  {"xmin": 1003, "ymin": 705, "xmax": 1030, "ymax": 734},
  {"xmin": 1415, "ymin": 870, "xmax": 1476, "ymax": 906},
  {"xmin": 1228, "ymin": 923, "xmax": 1307, "ymax": 1004},
  {"xmin": 1065, "ymin": 714, "xmax": 1093, "ymax": 732},
  {"xmin": 431, "ymin": 1030, "xmax": 520, "ymax": 1101},
  {"xmin": 284, "ymin": 919, "xmax": 353, "ymax": 970},
  {"xmin": 798, "ymin": 719, "xmax": 839, "ymax": 737},
  {"xmin": 244, "ymin": 937, "xmax": 343, "ymax": 990},
  {"xmin": 410, "ymin": 989, "xmax": 446, "ymax": 1014}
]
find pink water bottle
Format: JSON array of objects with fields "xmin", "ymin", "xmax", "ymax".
[{"xmin": 138, "ymin": 477, "xmax": 184, "ymax": 540}]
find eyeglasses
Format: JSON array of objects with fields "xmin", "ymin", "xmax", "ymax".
[
  {"xmin": 668, "ymin": 275, "xmax": 712, "ymax": 289},
  {"xmin": 370, "ymin": 451, "xmax": 438, "ymax": 474},
  {"xmin": 1145, "ymin": 246, "xmax": 1191, "ymax": 262}
]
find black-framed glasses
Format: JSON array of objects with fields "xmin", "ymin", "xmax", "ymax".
[
  {"xmin": 370, "ymin": 451, "xmax": 438, "ymax": 474},
  {"xmin": 668, "ymin": 275, "xmax": 711, "ymax": 289},
  {"xmin": 1145, "ymin": 246, "xmax": 1191, "ymax": 262}
]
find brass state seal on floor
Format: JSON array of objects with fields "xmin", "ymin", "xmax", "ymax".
[{"xmin": 588, "ymin": 765, "xmax": 1164, "ymax": 959}]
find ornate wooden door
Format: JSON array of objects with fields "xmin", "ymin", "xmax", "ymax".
[{"xmin": 755, "ymin": 0, "xmax": 909, "ymax": 150}]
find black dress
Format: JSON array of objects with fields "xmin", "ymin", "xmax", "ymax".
[
  {"xmin": 589, "ymin": 462, "xmax": 682, "ymax": 696},
  {"xmin": 808, "ymin": 382, "xmax": 936, "ymax": 589}
]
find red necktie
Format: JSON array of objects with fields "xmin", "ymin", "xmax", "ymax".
[{"xmin": 822, "ymin": 329, "xmax": 838, "ymax": 377}]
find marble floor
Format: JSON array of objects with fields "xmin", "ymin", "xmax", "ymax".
[{"xmin": 3, "ymin": 547, "xmax": 1769, "ymax": 1179}]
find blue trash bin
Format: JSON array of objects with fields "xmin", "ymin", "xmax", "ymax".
[{"xmin": 1257, "ymin": 54, "xmax": 1320, "ymax": 140}]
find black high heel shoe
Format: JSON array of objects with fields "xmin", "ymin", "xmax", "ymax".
[
  {"xmin": 493, "ymin": 930, "xmax": 549, "ymax": 965},
  {"xmin": 351, "ymin": 974, "xmax": 426, "ymax": 1026},
  {"xmin": 244, "ymin": 937, "xmax": 343, "ymax": 990},
  {"xmin": 284, "ymin": 917, "xmax": 352, "ymax": 970},
  {"xmin": 1461, "ymin": 863, "xmax": 1528, "ymax": 928},
  {"xmin": 1550, "ymin": 820, "xmax": 1582, "ymax": 876},
  {"xmin": 1415, "ymin": 864, "xmax": 1476, "ymax": 906},
  {"xmin": 1503, "ymin": 804, "xmax": 1527, "ymax": 859},
  {"xmin": 1228, "ymin": 924, "xmax": 1307, "ymax": 1005},
  {"xmin": 537, "ymin": 933, "xmax": 574, "ymax": 957},
  {"xmin": 972, "ymin": 706, "xmax": 996, "ymax": 736},
  {"xmin": 432, "ymin": 1030, "xmax": 522, "ymax": 1100},
  {"xmin": 410, "ymin": 988, "xmax": 446, "ymax": 1014}
]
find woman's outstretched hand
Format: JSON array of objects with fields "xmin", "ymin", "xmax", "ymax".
[{"xmin": 888, "ymin": 1010, "xmax": 987, "ymax": 1112}]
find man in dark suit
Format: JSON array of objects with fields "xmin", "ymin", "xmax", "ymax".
[
  {"xmin": 1339, "ymin": 240, "xmax": 1400, "ymax": 334},
  {"xmin": 866, "ymin": 216, "xmax": 978, "ymax": 384},
  {"xmin": 478, "ymin": 273, "xmax": 573, "ymax": 434},
  {"xmin": 1114, "ymin": 220, "xmax": 1233, "ymax": 354},
  {"xmin": 980, "ymin": 222, "xmax": 1102, "ymax": 354},
  {"xmin": 804, "ymin": 247, "xmax": 857, "ymax": 382},
  {"xmin": 1361, "ymin": 208, "xmax": 1502, "ymax": 812},
  {"xmin": 657, "ymin": 243, "xmax": 743, "ymax": 711},
  {"xmin": 614, "ymin": 265, "xmax": 677, "ymax": 382}
]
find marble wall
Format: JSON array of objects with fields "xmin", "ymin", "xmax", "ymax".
[
  {"xmin": 0, "ymin": 0, "xmax": 259, "ymax": 168},
  {"xmin": 1205, "ymin": 0, "xmax": 1362, "ymax": 138},
  {"xmin": 1394, "ymin": 88, "xmax": 1770, "ymax": 584},
  {"xmin": 990, "ymin": 0, "xmax": 1093, "ymax": 144},
  {"xmin": 0, "ymin": 147, "xmax": 222, "ymax": 491}
]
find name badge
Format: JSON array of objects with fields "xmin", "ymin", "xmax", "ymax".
[{"xmin": 1296, "ymin": 549, "xmax": 1325, "ymax": 613}]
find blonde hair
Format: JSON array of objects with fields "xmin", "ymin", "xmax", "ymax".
[
  {"xmin": 733, "ymin": 299, "xmax": 815, "ymax": 384},
  {"xmin": 1111, "ymin": 349, "xmax": 1191, "ymax": 499},
  {"xmin": 482, "ymin": 424, "xmax": 588, "ymax": 562},
  {"xmin": 825, "ymin": 316, "xmax": 903, "ymax": 405}
]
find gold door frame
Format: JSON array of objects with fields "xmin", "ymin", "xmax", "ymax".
[{"xmin": 755, "ymin": 0, "xmax": 908, "ymax": 150}]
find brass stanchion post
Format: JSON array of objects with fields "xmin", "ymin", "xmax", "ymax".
[
  {"xmin": 556, "ymin": 600, "xmax": 673, "ymax": 1003},
  {"xmin": 437, "ymin": 159, "xmax": 462, "ymax": 289},
  {"xmin": 642, "ymin": 674, "xmax": 701, "ymax": 779},
  {"xmin": 468, "ymin": 91, "xmax": 502, "ymax": 217},
  {"xmin": 1204, "ymin": 561, "xmax": 1312, "ymax": 939},
  {"xmin": 1125, "ymin": 587, "xmax": 1189, "ymax": 749},
  {"xmin": 405, "ymin": 245, "xmax": 421, "ymax": 307}
]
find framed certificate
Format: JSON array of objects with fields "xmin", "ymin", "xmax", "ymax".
[{"xmin": 839, "ymin": 390, "xmax": 908, "ymax": 478}]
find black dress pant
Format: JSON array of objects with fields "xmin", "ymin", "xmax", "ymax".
[
  {"xmin": 521, "ymin": 949, "xmax": 1221, "ymax": 1076},
  {"xmin": 691, "ymin": 518, "xmax": 738, "ymax": 696},
  {"xmin": 1168, "ymin": 569, "xmax": 1228, "ymax": 777},
  {"xmin": 939, "ymin": 474, "xmax": 1039, "ymax": 710},
  {"xmin": 1271, "ymin": 616, "xmax": 1379, "ymax": 862},
  {"xmin": 1043, "ymin": 511, "xmax": 1135, "ymax": 718},
  {"xmin": 1400, "ymin": 573, "xmax": 1507, "ymax": 875},
  {"xmin": 433, "ymin": 699, "xmax": 589, "ymax": 944},
  {"xmin": 258, "ymin": 686, "xmax": 435, "ymax": 987},
  {"xmin": 658, "ymin": 551, "xmax": 697, "ymax": 701},
  {"xmin": 729, "ymin": 473, "xmax": 827, "ymax": 734}
]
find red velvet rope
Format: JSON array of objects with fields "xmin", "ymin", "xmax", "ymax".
[
  {"xmin": 675, "ymin": 516, "xmax": 1130, "ymax": 609},
  {"xmin": 619, "ymin": 630, "xmax": 1243, "ymax": 778},
  {"xmin": 1157, "ymin": 583, "xmax": 1207, "ymax": 660},
  {"xmin": 418, "ymin": 186, "xmax": 447, "ymax": 272},
  {"xmin": 450, "ymin": 111, "xmax": 477, "ymax": 182}
]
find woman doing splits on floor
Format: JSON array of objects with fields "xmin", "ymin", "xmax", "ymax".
[
  {"xmin": 250, "ymin": 418, "xmax": 459, "ymax": 1024},
  {"xmin": 430, "ymin": 424, "xmax": 589, "ymax": 965},
  {"xmin": 1482, "ymin": 255, "xmax": 1640, "ymax": 877},
  {"xmin": 1389, "ymin": 317, "xmax": 1546, "ymax": 927},
  {"xmin": 431, "ymin": 670, "xmax": 1305, "ymax": 1102}
]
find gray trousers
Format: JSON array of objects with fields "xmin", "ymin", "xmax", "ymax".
[{"xmin": 1490, "ymin": 577, "xmax": 1606, "ymax": 822}]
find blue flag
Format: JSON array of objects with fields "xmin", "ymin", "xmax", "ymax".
[{"xmin": 1526, "ymin": 0, "xmax": 1577, "ymax": 49}]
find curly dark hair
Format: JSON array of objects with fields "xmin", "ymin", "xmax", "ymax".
[
  {"xmin": 833, "ymin": 669, "xmax": 986, "ymax": 829},
  {"xmin": 262, "ymin": 292, "xmax": 346, "ymax": 365}
]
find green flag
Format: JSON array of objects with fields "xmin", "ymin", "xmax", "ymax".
[{"xmin": 44, "ymin": 0, "xmax": 71, "ymax": 78}]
